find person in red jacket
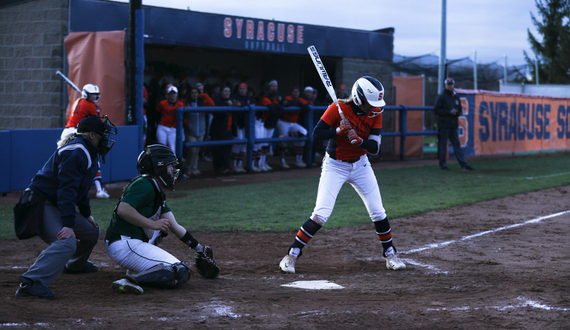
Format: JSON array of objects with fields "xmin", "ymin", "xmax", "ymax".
[
  {"xmin": 156, "ymin": 86, "xmax": 185, "ymax": 157},
  {"xmin": 60, "ymin": 84, "xmax": 109, "ymax": 199}
]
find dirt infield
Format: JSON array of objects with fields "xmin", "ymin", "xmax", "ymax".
[{"xmin": 1, "ymin": 156, "xmax": 570, "ymax": 329}]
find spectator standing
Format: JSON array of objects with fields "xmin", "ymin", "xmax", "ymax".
[
  {"xmin": 279, "ymin": 87, "xmax": 309, "ymax": 168},
  {"xmin": 324, "ymin": 84, "xmax": 349, "ymax": 105},
  {"xmin": 434, "ymin": 78, "xmax": 474, "ymax": 171},
  {"xmin": 254, "ymin": 89, "xmax": 283, "ymax": 171},
  {"xmin": 156, "ymin": 86, "xmax": 184, "ymax": 157},
  {"xmin": 211, "ymin": 86, "xmax": 235, "ymax": 174},
  {"xmin": 231, "ymin": 83, "xmax": 254, "ymax": 173},
  {"xmin": 182, "ymin": 87, "xmax": 213, "ymax": 179}
]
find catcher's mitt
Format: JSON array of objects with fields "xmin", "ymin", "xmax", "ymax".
[{"xmin": 195, "ymin": 246, "xmax": 220, "ymax": 279}]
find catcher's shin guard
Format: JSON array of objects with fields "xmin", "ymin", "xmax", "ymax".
[{"xmin": 127, "ymin": 262, "xmax": 191, "ymax": 289}]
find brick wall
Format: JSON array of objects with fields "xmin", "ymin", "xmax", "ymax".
[{"xmin": 0, "ymin": 0, "xmax": 68, "ymax": 130}]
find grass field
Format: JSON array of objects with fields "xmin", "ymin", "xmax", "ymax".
[{"xmin": 1, "ymin": 154, "xmax": 570, "ymax": 240}]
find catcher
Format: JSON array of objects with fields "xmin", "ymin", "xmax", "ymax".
[{"xmin": 104, "ymin": 144, "xmax": 219, "ymax": 295}]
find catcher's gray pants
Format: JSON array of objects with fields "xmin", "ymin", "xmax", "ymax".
[{"xmin": 21, "ymin": 200, "xmax": 100, "ymax": 288}]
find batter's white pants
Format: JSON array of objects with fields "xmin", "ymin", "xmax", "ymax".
[
  {"xmin": 156, "ymin": 124, "xmax": 177, "ymax": 156},
  {"xmin": 105, "ymin": 238, "xmax": 181, "ymax": 275},
  {"xmin": 310, "ymin": 153, "xmax": 386, "ymax": 226}
]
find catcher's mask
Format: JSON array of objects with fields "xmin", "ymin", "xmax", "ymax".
[
  {"xmin": 77, "ymin": 115, "xmax": 117, "ymax": 164},
  {"xmin": 137, "ymin": 144, "xmax": 180, "ymax": 191}
]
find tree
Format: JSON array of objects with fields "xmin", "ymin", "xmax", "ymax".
[{"xmin": 525, "ymin": 0, "xmax": 570, "ymax": 84}]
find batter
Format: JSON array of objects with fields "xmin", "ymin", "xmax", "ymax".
[{"xmin": 279, "ymin": 76, "xmax": 406, "ymax": 273}]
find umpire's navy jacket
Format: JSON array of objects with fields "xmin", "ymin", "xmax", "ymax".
[
  {"xmin": 29, "ymin": 136, "xmax": 100, "ymax": 228},
  {"xmin": 434, "ymin": 89, "xmax": 462, "ymax": 129}
]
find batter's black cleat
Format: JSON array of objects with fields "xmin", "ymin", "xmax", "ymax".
[
  {"xmin": 63, "ymin": 260, "xmax": 98, "ymax": 274},
  {"xmin": 15, "ymin": 277, "xmax": 56, "ymax": 299},
  {"xmin": 461, "ymin": 166, "xmax": 475, "ymax": 171}
]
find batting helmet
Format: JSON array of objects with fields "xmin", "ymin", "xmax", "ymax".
[
  {"xmin": 351, "ymin": 76, "xmax": 386, "ymax": 110},
  {"xmin": 137, "ymin": 144, "xmax": 180, "ymax": 191},
  {"xmin": 81, "ymin": 84, "xmax": 100, "ymax": 102}
]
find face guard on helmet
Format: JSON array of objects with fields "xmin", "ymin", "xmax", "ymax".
[
  {"xmin": 97, "ymin": 116, "xmax": 117, "ymax": 164},
  {"xmin": 76, "ymin": 115, "xmax": 117, "ymax": 164},
  {"xmin": 81, "ymin": 84, "xmax": 100, "ymax": 103},
  {"xmin": 351, "ymin": 76, "xmax": 385, "ymax": 118},
  {"xmin": 137, "ymin": 144, "xmax": 180, "ymax": 191}
]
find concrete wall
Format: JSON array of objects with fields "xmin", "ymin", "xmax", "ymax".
[{"xmin": 0, "ymin": 0, "xmax": 68, "ymax": 130}]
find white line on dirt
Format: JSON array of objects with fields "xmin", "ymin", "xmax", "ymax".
[
  {"xmin": 403, "ymin": 259, "xmax": 448, "ymax": 274},
  {"xmin": 427, "ymin": 296, "xmax": 570, "ymax": 312},
  {"xmin": 402, "ymin": 209, "xmax": 570, "ymax": 255}
]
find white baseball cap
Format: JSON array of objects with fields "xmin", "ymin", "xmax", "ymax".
[{"xmin": 167, "ymin": 86, "xmax": 178, "ymax": 94}]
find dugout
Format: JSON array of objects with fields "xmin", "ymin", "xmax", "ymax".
[
  {"xmin": 0, "ymin": 0, "xmax": 396, "ymax": 193},
  {"xmin": 66, "ymin": 0, "xmax": 395, "ymax": 145}
]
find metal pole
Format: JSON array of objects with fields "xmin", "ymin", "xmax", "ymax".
[
  {"xmin": 473, "ymin": 50, "xmax": 477, "ymax": 90},
  {"xmin": 503, "ymin": 54, "xmax": 508, "ymax": 83},
  {"xmin": 438, "ymin": 0, "xmax": 447, "ymax": 94},
  {"xmin": 535, "ymin": 57, "xmax": 539, "ymax": 85}
]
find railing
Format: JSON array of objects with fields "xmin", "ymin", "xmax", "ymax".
[{"xmin": 175, "ymin": 105, "xmax": 438, "ymax": 169}]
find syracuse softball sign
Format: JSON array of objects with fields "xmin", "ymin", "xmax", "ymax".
[{"xmin": 456, "ymin": 90, "xmax": 570, "ymax": 156}]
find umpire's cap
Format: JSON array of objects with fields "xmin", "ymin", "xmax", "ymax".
[{"xmin": 77, "ymin": 115, "xmax": 105, "ymax": 135}]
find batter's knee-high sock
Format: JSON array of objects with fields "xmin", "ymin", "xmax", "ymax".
[
  {"xmin": 373, "ymin": 217, "xmax": 394, "ymax": 253},
  {"xmin": 289, "ymin": 219, "xmax": 322, "ymax": 257}
]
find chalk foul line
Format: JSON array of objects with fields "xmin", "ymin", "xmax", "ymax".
[{"xmin": 402, "ymin": 209, "xmax": 570, "ymax": 255}]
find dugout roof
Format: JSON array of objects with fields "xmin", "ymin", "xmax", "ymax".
[{"xmin": 69, "ymin": 0, "xmax": 393, "ymax": 61}]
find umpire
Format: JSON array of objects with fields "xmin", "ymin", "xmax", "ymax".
[
  {"xmin": 434, "ymin": 78, "xmax": 474, "ymax": 171},
  {"xmin": 14, "ymin": 115, "xmax": 116, "ymax": 299}
]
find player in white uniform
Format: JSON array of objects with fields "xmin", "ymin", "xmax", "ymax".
[{"xmin": 279, "ymin": 76, "xmax": 406, "ymax": 273}]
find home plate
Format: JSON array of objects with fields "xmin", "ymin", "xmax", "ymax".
[{"xmin": 281, "ymin": 280, "xmax": 344, "ymax": 290}]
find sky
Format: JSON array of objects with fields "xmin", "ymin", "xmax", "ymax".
[{"xmin": 112, "ymin": 0, "xmax": 541, "ymax": 67}]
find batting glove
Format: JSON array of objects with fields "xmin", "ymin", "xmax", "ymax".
[
  {"xmin": 335, "ymin": 119, "xmax": 352, "ymax": 135},
  {"xmin": 347, "ymin": 129, "xmax": 363, "ymax": 145}
]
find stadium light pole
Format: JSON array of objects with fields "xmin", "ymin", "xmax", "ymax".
[
  {"xmin": 473, "ymin": 50, "xmax": 477, "ymax": 90},
  {"xmin": 438, "ymin": 0, "xmax": 447, "ymax": 94}
]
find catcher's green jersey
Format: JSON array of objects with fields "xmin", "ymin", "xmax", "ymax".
[{"xmin": 105, "ymin": 176, "xmax": 171, "ymax": 244}]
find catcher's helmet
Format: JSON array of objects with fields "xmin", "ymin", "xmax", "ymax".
[
  {"xmin": 81, "ymin": 84, "xmax": 100, "ymax": 103},
  {"xmin": 351, "ymin": 76, "xmax": 385, "ymax": 117},
  {"xmin": 137, "ymin": 144, "xmax": 180, "ymax": 191}
]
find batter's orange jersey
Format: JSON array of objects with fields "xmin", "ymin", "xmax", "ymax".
[
  {"xmin": 321, "ymin": 101, "xmax": 382, "ymax": 160},
  {"xmin": 65, "ymin": 98, "xmax": 99, "ymax": 128}
]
